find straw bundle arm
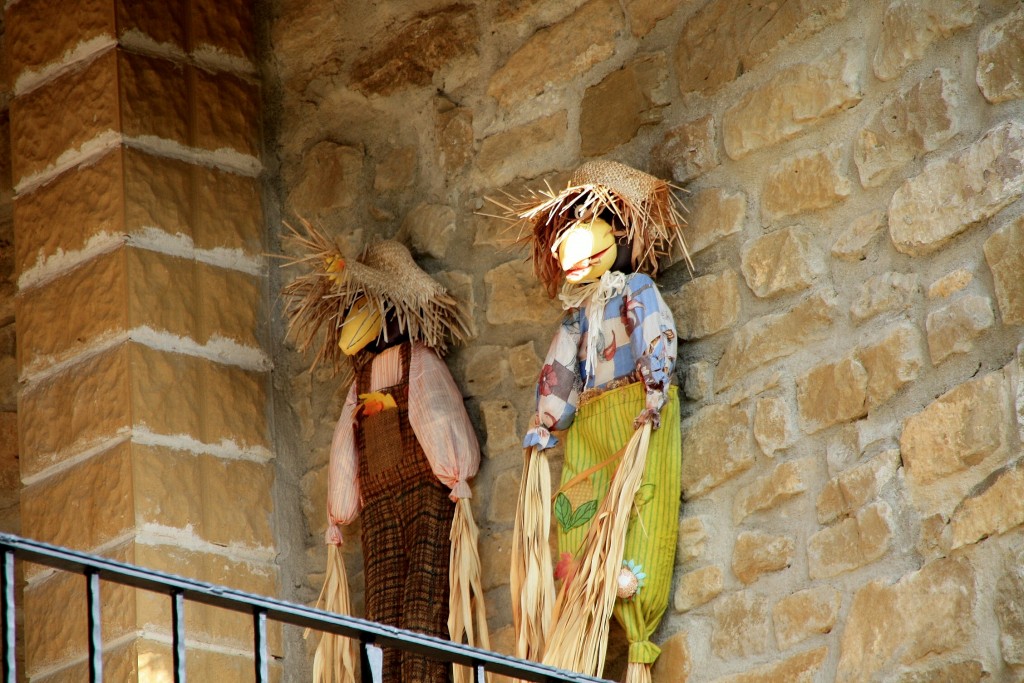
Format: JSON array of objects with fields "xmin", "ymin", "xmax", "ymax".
[{"xmin": 449, "ymin": 497, "xmax": 492, "ymax": 683}]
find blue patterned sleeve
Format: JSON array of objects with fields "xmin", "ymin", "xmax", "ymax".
[
  {"xmin": 523, "ymin": 310, "xmax": 582, "ymax": 450},
  {"xmin": 624, "ymin": 274, "xmax": 677, "ymax": 427}
]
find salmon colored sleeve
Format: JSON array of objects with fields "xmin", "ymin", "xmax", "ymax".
[
  {"xmin": 407, "ymin": 343, "xmax": 480, "ymax": 501},
  {"xmin": 325, "ymin": 383, "xmax": 361, "ymax": 546}
]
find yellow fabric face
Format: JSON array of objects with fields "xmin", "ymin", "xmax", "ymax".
[
  {"xmin": 555, "ymin": 217, "xmax": 618, "ymax": 283},
  {"xmin": 338, "ymin": 296, "xmax": 383, "ymax": 356}
]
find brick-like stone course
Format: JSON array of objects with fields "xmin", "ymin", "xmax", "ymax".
[{"xmin": 873, "ymin": 0, "xmax": 978, "ymax": 81}]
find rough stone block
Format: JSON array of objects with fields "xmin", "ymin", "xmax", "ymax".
[
  {"xmin": 772, "ymin": 586, "xmax": 840, "ymax": 650},
  {"xmin": 978, "ymin": 7, "xmax": 1024, "ymax": 103},
  {"xmin": 480, "ymin": 529, "xmax": 513, "ymax": 590},
  {"xmin": 714, "ymin": 647, "xmax": 827, "ymax": 683},
  {"xmin": 807, "ymin": 501, "xmax": 893, "ymax": 579},
  {"xmin": 460, "ymin": 345, "xmax": 511, "ymax": 397},
  {"xmin": 740, "ymin": 226, "xmax": 821, "ymax": 298},
  {"xmin": 6, "ymin": 0, "xmax": 115, "ymax": 81},
  {"xmin": 816, "ymin": 449, "xmax": 901, "ymax": 524},
  {"xmin": 664, "ymin": 269, "xmax": 740, "ymax": 340},
  {"xmin": 476, "ymin": 112, "xmax": 568, "ymax": 188},
  {"xmin": 11, "ymin": 49, "xmax": 120, "ymax": 183},
  {"xmin": 123, "ymin": 147, "xmax": 191, "ymax": 238},
  {"xmin": 286, "ymin": 141, "xmax": 363, "ymax": 219},
  {"xmin": 480, "ymin": 399, "xmax": 520, "ymax": 456},
  {"xmin": 732, "ymin": 531, "xmax": 794, "ymax": 584},
  {"xmin": 625, "ymin": 0, "xmax": 687, "ymax": 37},
  {"xmin": 753, "ymin": 396, "xmax": 794, "ymax": 456},
  {"xmin": 797, "ymin": 355, "xmax": 868, "ymax": 433},
  {"xmin": 925, "ymin": 294, "xmax": 995, "ymax": 365},
  {"xmin": 484, "ymin": 259, "xmax": 561, "ymax": 326},
  {"xmin": 762, "ymin": 143, "xmax": 851, "ymax": 223},
  {"xmin": 351, "ymin": 5, "xmax": 476, "ymax": 96},
  {"xmin": 673, "ymin": 564, "xmax": 722, "ymax": 613},
  {"xmin": 488, "ymin": 468, "xmax": 520, "ymax": 524},
  {"xmin": 684, "ymin": 187, "xmax": 745, "ymax": 255},
  {"xmin": 850, "ymin": 271, "xmax": 918, "ymax": 323},
  {"xmin": 683, "ymin": 360, "xmax": 712, "ymax": 402},
  {"xmin": 581, "ymin": 53, "xmax": 667, "ymax": 157},
  {"xmin": 675, "ymin": 0, "xmax": 848, "ymax": 94},
  {"xmin": 900, "ymin": 369, "xmax": 1010, "ymax": 516},
  {"xmin": 191, "ymin": 65, "xmax": 261, "ymax": 157},
  {"xmin": 677, "ymin": 516, "xmax": 707, "ymax": 565},
  {"xmin": 856, "ymin": 323, "xmax": 924, "ymax": 408},
  {"xmin": 193, "ymin": 262, "xmax": 262, "ymax": 349},
  {"xmin": 836, "ymin": 557, "xmax": 975, "ymax": 681},
  {"xmin": 717, "ymin": 291, "xmax": 836, "ymax": 390},
  {"xmin": 832, "ymin": 210, "xmax": 884, "ymax": 261},
  {"xmin": 401, "ymin": 203, "xmax": 457, "ymax": 260},
  {"xmin": 733, "ymin": 458, "xmax": 810, "ymax": 524},
  {"xmin": 435, "ymin": 105, "xmax": 473, "ymax": 175},
  {"xmin": 373, "ymin": 146, "xmax": 416, "ymax": 193},
  {"xmin": 654, "ymin": 119, "xmax": 719, "ymax": 194},
  {"xmin": 509, "ymin": 342, "xmax": 541, "ymax": 388},
  {"xmin": 117, "ymin": 0, "xmax": 187, "ymax": 52},
  {"xmin": 928, "ymin": 268, "xmax": 973, "ymax": 299},
  {"xmin": 487, "ymin": 0, "xmax": 623, "ymax": 106},
  {"xmin": 984, "ymin": 215, "xmax": 1024, "ymax": 325},
  {"xmin": 118, "ymin": 50, "xmax": 190, "ymax": 147},
  {"xmin": 873, "ymin": 0, "xmax": 978, "ymax": 80},
  {"xmin": 889, "ymin": 660, "xmax": 986, "ymax": 683},
  {"xmin": 711, "ymin": 590, "xmax": 770, "ymax": 658},
  {"xmin": 650, "ymin": 630, "xmax": 690, "ymax": 683},
  {"xmin": 888, "ymin": 121, "xmax": 1024, "ymax": 256},
  {"xmin": 855, "ymin": 68, "xmax": 961, "ymax": 187},
  {"xmin": 724, "ymin": 43, "xmax": 862, "ymax": 160},
  {"xmin": 997, "ymin": 556, "xmax": 1024, "ymax": 666},
  {"xmin": 191, "ymin": 0, "xmax": 258, "ymax": 62},
  {"xmin": 681, "ymin": 403, "xmax": 754, "ymax": 498},
  {"xmin": 949, "ymin": 458, "xmax": 1024, "ymax": 550}
]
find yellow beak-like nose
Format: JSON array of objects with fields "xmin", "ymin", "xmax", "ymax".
[
  {"xmin": 555, "ymin": 216, "xmax": 618, "ymax": 283},
  {"xmin": 338, "ymin": 297, "xmax": 384, "ymax": 355}
]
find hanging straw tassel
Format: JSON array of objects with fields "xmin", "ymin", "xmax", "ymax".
[
  {"xmin": 510, "ymin": 446, "xmax": 556, "ymax": 663},
  {"xmin": 449, "ymin": 497, "xmax": 492, "ymax": 683},
  {"xmin": 307, "ymin": 543, "xmax": 357, "ymax": 683},
  {"xmin": 625, "ymin": 662, "xmax": 652, "ymax": 683},
  {"xmin": 541, "ymin": 422, "xmax": 653, "ymax": 677}
]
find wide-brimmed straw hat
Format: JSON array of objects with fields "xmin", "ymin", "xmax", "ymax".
[
  {"xmin": 282, "ymin": 219, "xmax": 472, "ymax": 371},
  {"xmin": 504, "ymin": 160, "xmax": 690, "ymax": 297}
]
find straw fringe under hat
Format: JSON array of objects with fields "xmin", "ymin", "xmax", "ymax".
[
  {"xmin": 282, "ymin": 218, "xmax": 472, "ymax": 372},
  {"xmin": 507, "ymin": 160, "xmax": 691, "ymax": 298}
]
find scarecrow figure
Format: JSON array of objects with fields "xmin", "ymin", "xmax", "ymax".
[
  {"xmin": 503, "ymin": 161, "xmax": 690, "ymax": 683},
  {"xmin": 282, "ymin": 223, "xmax": 487, "ymax": 683}
]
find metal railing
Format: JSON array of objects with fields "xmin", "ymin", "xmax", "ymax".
[{"xmin": 0, "ymin": 533, "xmax": 610, "ymax": 683}]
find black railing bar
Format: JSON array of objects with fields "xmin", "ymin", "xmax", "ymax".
[
  {"xmin": 1, "ymin": 550, "xmax": 14, "ymax": 683},
  {"xmin": 0, "ymin": 535, "xmax": 611, "ymax": 683},
  {"xmin": 85, "ymin": 570, "xmax": 102, "ymax": 682},
  {"xmin": 171, "ymin": 590, "xmax": 185, "ymax": 683}
]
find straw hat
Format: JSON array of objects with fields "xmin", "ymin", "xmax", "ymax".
[
  {"xmin": 282, "ymin": 218, "xmax": 472, "ymax": 371},
  {"xmin": 506, "ymin": 160, "xmax": 690, "ymax": 297}
]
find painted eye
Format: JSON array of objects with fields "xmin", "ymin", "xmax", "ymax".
[{"xmin": 574, "ymin": 204, "xmax": 586, "ymax": 218}]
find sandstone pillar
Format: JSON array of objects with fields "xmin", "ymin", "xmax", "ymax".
[{"xmin": 6, "ymin": 1, "xmax": 278, "ymax": 679}]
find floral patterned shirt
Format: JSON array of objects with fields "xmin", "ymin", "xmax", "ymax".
[{"xmin": 524, "ymin": 273, "xmax": 677, "ymax": 451}]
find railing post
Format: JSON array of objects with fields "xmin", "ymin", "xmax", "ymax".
[
  {"xmin": 1, "ymin": 550, "xmax": 14, "ymax": 683},
  {"xmin": 85, "ymin": 570, "xmax": 102, "ymax": 682},
  {"xmin": 253, "ymin": 608, "xmax": 268, "ymax": 683},
  {"xmin": 171, "ymin": 589, "xmax": 186, "ymax": 683}
]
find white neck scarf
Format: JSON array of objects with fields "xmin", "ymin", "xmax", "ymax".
[{"xmin": 558, "ymin": 270, "xmax": 627, "ymax": 381}]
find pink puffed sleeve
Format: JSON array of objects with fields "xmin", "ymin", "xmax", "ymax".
[
  {"xmin": 407, "ymin": 343, "xmax": 480, "ymax": 501},
  {"xmin": 325, "ymin": 383, "xmax": 361, "ymax": 546}
]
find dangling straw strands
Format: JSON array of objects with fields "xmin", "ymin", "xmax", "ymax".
[
  {"xmin": 510, "ymin": 446, "xmax": 556, "ymax": 664},
  {"xmin": 306, "ymin": 544, "xmax": 357, "ymax": 683},
  {"xmin": 449, "ymin": 498, "xmax": 492, "ymax": 683},
  {"xmin": 541, "ymin": 422, "xmax": 653, "ymax": 677}
]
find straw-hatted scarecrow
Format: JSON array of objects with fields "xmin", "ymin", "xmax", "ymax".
[
  {"xmin": 502, "ymin": 161, "xmax": 689, "ymax": 683},
  {"xmin": 282, "ymin": 223, "xmax": 487, "ymax": 683}
]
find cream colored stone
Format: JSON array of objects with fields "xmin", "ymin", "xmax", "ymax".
[
  {"xmin": 740, "ymin": 226, "xmax": 821, "ymax": 298},
  {"xmin": 850, "ymin": 271, "xmax": 918, "ymax": 323},
  {"xmin": 373, "ymin": 146, "xmax": 416, "ymax": 192},
  {"xmin": 724, "ymin": 43, "xmax": 861, "ymax": 160},
  {"xmin": 855, "ymin": 68, "xmax": 961, "ymax": 187},
  {"xmin": 508, "ymin": 342, "xmax": 540, "ymax": 388},
  {"xmin": 476, "ymin": 112, "xmax": 568, "ymax": 187},
  {"xmin": 753, "ymin": 396, "xmax": 794, "ymax": 457},
  {"xmin": 678, "ymin": 516, "xmax": 707, "ymax": 565},
  {"xmin": 856, "ymin": 323, "xmax": 924, "ymax": 408},
  {"xmin": 401, "ymin": 203, "xmax": 457, "ymax": 260},
  {"xmin": 836, "ymin": 557, "xmax": 976, "ymax": 682},
  {"xmin": 713, "ymin": 647, "xmax": 827, "ymax": 683},
  {"xmin": 832, "ymin": 210, "xmax": 885, "ymax": 261},
  {"xmin": 488, "ymin": 467, "xmax": 521, "ymax": 524},
  {"xmin": 650, "ymin": 630, "xmax": 691, "ymax": 683},
  {"xmin": 949, "ymin": 459, "xmax": 1024, "ymax": 549},
  {"xmin": 287, "ymin": 141, "xmax": 363, "ymax": 217},
  {"xmin": 734, "ymin": 458, "xmax": 810, "ymax": 525},
  {"xmin": 460, "ymin": 345, "xmax": 510, "ymax": 397},
  {"xmin": 685, "ymin": 187, "xmax": 745, "ymax": 255},
  {"xmin": 925, "ymin": 294, "xmax": 995, "ymax": 365},
  {"xmin": 580, "ymin": 53, "xmax": 667, "ymax": 157},
  {"xmin": 480, "ymin": 399, "xmax": 520, "ymax": 457},
  {"xmin": 873, "ymin": 0, "xmax": 978, "ymax": 80},
  {"xmin": 484, "ymin": 259, "xmax": 562, "ymax": 327},
  {"xmin": 683, "ymin": 361, "xmax": 713, "ymax": 402},
  {"xmin": 796, "ymin": 355, "xmax": 868, "ymax": 433},
  {"xmin": 984, "ymin": 215, "xmax": 1024, "ymax": 325},
  {"xmin": 977, "ymin": 7, "xmax": 1024, "ymax": 103},
  {"xmin": 653, "ymin": 115, "xmax": 718, "ymax": 183},
  {"xmin": 681, "ymin": 403, "xmax": 754, "ymax": 498},
  {"xmin": 487, "ymin": 0, "xmax": 623, "ymax": 106},
  {"xmin": 928, "ymin": 268, "xmax": 973, "ymax": 298},
  {"xmin": 732, "ymin": 531, "xmax": 794, "ymax": 584},
  {"xmin": 711, "ymin": 590, "xmax": 770, "ymax": 658},
  {"xmin": 664, "ymin": 269, "xmax": 741, "ymax": 340},
  {"xmin": 436, "ymin": 105, "xmax": 473, "ymax": 174},
  {"xmin": 772, "ymin": 586, "xmax": 841, "ymax": 650},
  {"xmin": 816, "ymin": 449, "xmax": 901, "ymax": 525},
  {"xmin": 997, "ymin": 557, "xmax": 1024, "ymax": 666},
  {"xmin": 807, "ymin": 501, "xmax": 893, "ymax": 579},
  {"xmin": 674, "ymin": 564, "xmax": 723, "ymax": 613},
  {"xmin": 890, "ymin": 660, "xmax": 986, "ymax": 683},
  {"xmin": 762, "ymin": 144, "xmax": 851, "ymax": 223},
  {"xmin": 889, "ymin": 121, "xmax": 1024, "ymax": 255},
  {"xmin": 717, "ymin": 291, "xmax": 836, "ymax": 390}
]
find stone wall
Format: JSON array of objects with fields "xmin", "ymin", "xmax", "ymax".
[{"xmin": 266, "ymin": 0, "xmax": 1024, "ymax": 681}]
